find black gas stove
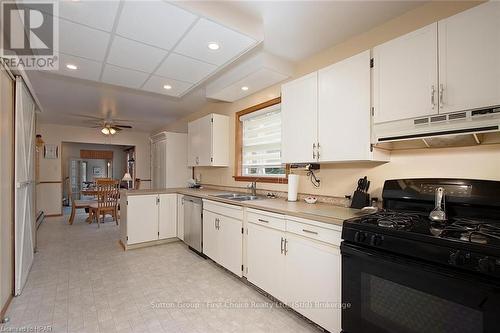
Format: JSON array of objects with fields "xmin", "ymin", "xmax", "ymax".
[{"xmin": 341, "ymin": 179, "xmax": 500, "ymax": 333}]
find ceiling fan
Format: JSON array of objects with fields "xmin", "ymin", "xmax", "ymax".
[{"xmin": 69, "ymin": 113, "xmax": 133, "ymax": 135}]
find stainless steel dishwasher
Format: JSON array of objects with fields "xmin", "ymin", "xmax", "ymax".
[{"xmin": 183, "ymin": 196, "xmax": 203, "ymax": 254}]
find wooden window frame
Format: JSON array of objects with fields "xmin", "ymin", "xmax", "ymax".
[{"xmin": 234, "ymin": 97, "xmax": 288, "ymax": 184}]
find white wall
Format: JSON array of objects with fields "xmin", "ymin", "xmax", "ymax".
[
  {"xmin": 36, "ymin": 123, "xmax": 151, "ymax": 215},
  {"xmin": 0, "ymin": 62, "xmax": 14, "ymax": 317}
]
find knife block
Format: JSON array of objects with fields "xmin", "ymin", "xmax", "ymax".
[{"xmin": 350, "ymin": 190, "xmax": 370, "ymax": 209}]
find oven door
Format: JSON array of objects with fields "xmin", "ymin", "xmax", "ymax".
[{"xmin": 341, "ymin": 243, "xmax": 500, "ymax": 333}]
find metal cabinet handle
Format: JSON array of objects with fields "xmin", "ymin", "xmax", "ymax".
[
  {"xmin": 258, "ymin": 218, "xmax": 269, "ymax": 223},
  {"xmin": 312, "ymin": 143, "xmax": 316, "ymax": 160},
  {"xmin": 439, "ymin": 84, "xmax": 444, "ymax": 108},
  {"xmin": 284, "ymin": 239, "xmax": 288, "ymax": 255},
  {"xmin": 302, "ymin": 229, "xmax": 318, "ymax": 235},
  {"xmin": 431, "ymin": 85, "xmax": 436, "ymax": 109},
  {"xmin": 214, "ymin": 218, "xmax": 217, "ymax": 229},
  {"xmin": 280, "ymin": 237, "xmax": 284, "ymax": 254}
]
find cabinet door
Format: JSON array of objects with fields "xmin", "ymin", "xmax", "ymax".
[
  {"xmin": 177, "ymin": 195, "xmax": 184, "ymax": 240},
  {"xmin": 158, "ymin": 194, "xmax": 177, "ymax": 239},
  {"xmin": 285, "ymin": 234, "xmax": 341, "ymax": 333},
  {"xmin": 438, "ymin": 2, "xmax": 500, "ymax": 114},
  {"xmin": 218, "ymin": 215, "xmax": 243, "ymax": 277},
  {"xmin": 319, "ymin": 50, "xmax": 371, "ymax": 161},
  {"xmin": 127, "ymin": 195, "xmax": 158, "ymax": 245},
  {"xmin": 187, "ymin": 120, "xmax": 198, "ymax": 167},
  {"xmin": 202, "ymin": 210, "xmax": 219, "ymax": 261},
  {"xmin": 373, "ymin": 23, "xmax": 438, "ymax": 123},
  {"xmin": 247, "ymin": 223, "xmax": 286, "ymax": 302},
  {"xmin": 281, "ymin": 72, "xmax": 318, "ymax": 163},
  {"xmin": 197, "ymin": 115, "xmax": 213, "ymax": 166}
]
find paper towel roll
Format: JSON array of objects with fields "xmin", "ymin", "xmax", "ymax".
[{"xmin": 288, "ymin": 174, "xmax": 299, "ymax": 201}]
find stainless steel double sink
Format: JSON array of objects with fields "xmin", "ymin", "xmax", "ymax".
[{"xmin": 212, "ymin": 193, "xmax": 266, "ymax": 201}]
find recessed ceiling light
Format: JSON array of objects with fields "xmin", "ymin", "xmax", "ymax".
[
  {"xmin": 66, "ymin": 64, "xmax": 78, "ymax": 70},
  {"xmin": 241, "ymin": 86, "xmax": 249, "ymax": 91},
  {"xmin": 163, "ymin": 84, "xmax": 172, "ymax": 90},
  {"xmin": 207, "ymin": 42, "xmax": 220, "ymax": 50}
]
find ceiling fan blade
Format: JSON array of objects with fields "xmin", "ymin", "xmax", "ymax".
[
  {"xmin": 68, "ymin": 113, "xmax": 105, "ymax": 120},
  {"xmin": 114, "ymin": 125, "xmax": 133, "ymax": 129},
  {"xmin": 112, "ymin": 127, "xmax": 123, "ymax": 131}
]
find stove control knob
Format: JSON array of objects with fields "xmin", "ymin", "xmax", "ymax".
[
  {"xmin": 370, "ymin": 234, "xmax": 383, "ymax": 246},
  {"xmin": 449, "ymin": 250, "xmax": 466, "ymax": 266},
  {"xmin": 354, "ymin": 231, "xmax": 367, "ymax": 243},
  {"xmin": 478, "ymin": 257, "xmax": 495, "ymax": 273}
]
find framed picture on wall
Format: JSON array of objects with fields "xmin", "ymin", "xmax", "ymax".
[
  {"xmin": 93, "ymin": 167, "xmax": 103, "ymax": 176},
  {"xmin": 43, "ymin": 144, "xmax": 58, "ymax": 159}
]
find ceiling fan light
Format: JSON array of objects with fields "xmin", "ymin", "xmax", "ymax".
[
  {"xmin": 101, "ymin": 127, "xmax": 110, "ymax": 135},
  {"xmin": 109, "ymin": 127, "xmax": 117, "ymax": 135}
]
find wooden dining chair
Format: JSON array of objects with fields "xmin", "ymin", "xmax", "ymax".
[
  {"xmin": 68, "ymin": 179, "xmax": 96, "ymax": 225},
  {"xmin": 89, "ymin": 184, "xmax": 119, "ymax": 228}
]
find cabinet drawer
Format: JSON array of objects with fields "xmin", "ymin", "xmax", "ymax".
[
  {"xmin": 203, "ymin": 199, "xmax": 243, "ymax": 220},
  {"xmin": 286, "ymin": 219, "xmax": 341, "ymax": 246},
  {"xmin": 247, "ymin": 209, "xmax": 285, "ymax": 231}
]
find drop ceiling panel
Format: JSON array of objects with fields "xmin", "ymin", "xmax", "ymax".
[
  {"xmin": 58, "ymin": 1, "xmax": 120, "ymax": 32},
  {"xmin": 143, "ymin": 75, "xmax": 193, "ymax": 97},
  {"xmin": 56, "ymin": 53, "xmax": 103, "ymax": 81},
  {"xmin": 107, "ymin": 36, "xmax": 167, "ymax": 73},
  {"xmin": 175, "ymin": 18, "xmax": 256, "ymax": 66},
  {"xmin": 59, "ymin": 19, "xmax": 110, "ymax": 61},
  {"xmin": 209, "ymin": 68, "xmax": 288, "ymax": 102},
  {"xmin": 116, "ymin": 1, "xmax": 197, "ymax": 50},
  {"xmin": 101, "ymin": 65, "xmax": 149, "ymax": 90},
  {"xmin": 155, "ymin": 53, "xmax": 217, "ymax": 84}
]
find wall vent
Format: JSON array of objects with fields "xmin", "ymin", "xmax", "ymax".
[
  {"xmin": 414, "ymin": 118, "xmax": 429, "ymax": 125},
  {"xmin": 430, "ymin": 115, "xmax": 447, "ymax": 122},
  {"xmin": 448, "ymin": 112, "xmax": 467, "ymax": 120}
]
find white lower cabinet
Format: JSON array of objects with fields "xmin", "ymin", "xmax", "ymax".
[
  {"xmin": 203, "ymin": 200, "xmax": 243, "ymax": 277},
  {"xmin": 121, "ymin": 193, "xmax": 177, "ymax": 247},
  {"xmin": 177, "ymin": 195, "xmax": 184, "ymax": 240},
  {"xmin": 285, "ymin": 232, "xmax": 341, "ymax": 333},
  {"xmin": 247, "ymin": 222, "xmax": 286, "ymax": 302},
  {"xmin": 245, "ymin": 210, "xmax": 342, "ymax": 333},
  {"xmin": 158, "ymin": 194, "xmax": 177, "ymax": 239}
]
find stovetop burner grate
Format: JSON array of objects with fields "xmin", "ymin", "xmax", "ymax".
[{"xmin": 438, "ymin": 218, "xmax": 500, "ymax": 245}]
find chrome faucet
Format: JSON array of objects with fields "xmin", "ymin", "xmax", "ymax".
[{"xmin": 248, "ymin": 181, "xmax": 257, "ymax": 196}]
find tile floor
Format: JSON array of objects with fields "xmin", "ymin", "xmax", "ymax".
[{"xmin": 1, "ymin": 212, "xmax": 322, "ymax": 333}]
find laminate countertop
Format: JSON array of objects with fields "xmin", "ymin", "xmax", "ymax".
[{"xmin": 121, "ymin": 188, "xmax": 364, "ymax": 226}]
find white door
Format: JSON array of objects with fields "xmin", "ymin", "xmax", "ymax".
[
  {"xmin": 127, "ymin": 195, "xmax": 158, "ymax": 244},
  {"xmin": 217, "ymin": 214, "xmax": 243, "ymax": 277},
  {"xmin": 14, "ymin": 78, "xmax": 36, "ymax": 295},
  {"xmin": 202, "ymin": 210, "xmax": 219, "ymax": 261},
  {"xmin": 438, "ymin": 2, "xmax": 500, "ymax": 114},
  {"xmin": 319, "ymin": 50, "xmax": 371, "ymax": 161},
  {"xmin": 187, "ymin": 119, "xmax": 198, "ymax": 167},
  {"xmin": 158, "ymin": 194, "xmax": 177, "ymax": 239},
  {"xmin": 197, "ymin": 115, "xmax": 213, "ymax": 166},
  {"xmin": 151, "ymin": 139, "xmax": 167, "ymax": 189},
  {"xmin": 281, "ymin": 72, "xmax": 318, "ymax": 163},
  {"xmin": 373, "ymin": 23, "xmax": 438, "ymax": 123},
  {"xmin": 177, "ymin": 195, "xmax": 184, "ymax": 240},
  {"xmin": 285, "ymin": 234, "xmax": 342, "ymax": 333},
  {"xmin": 247, "ymin": 223, "xmax": 286, "ymax": 301}
]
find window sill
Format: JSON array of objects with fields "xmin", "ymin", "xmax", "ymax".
[{"xmin": 233, "ymin": 176, "xmax": 288, "ymax": 184}]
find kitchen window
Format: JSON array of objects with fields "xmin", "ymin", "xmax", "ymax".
[{"xmin": 234, "ymin": 97, "xmax": 288, "ymax": 183}]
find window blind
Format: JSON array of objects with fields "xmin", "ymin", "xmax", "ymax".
[{"xmin": 241, "ymin": 105, "xmax": 285, "ymax": 177}]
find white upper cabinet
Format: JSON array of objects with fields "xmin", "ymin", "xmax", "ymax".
[
  {"xmin": 319, "ymin": 50, "xmax": 375, "ymax": 161},
  {"xmin": 188, "ymin": 113, "xmax": 229, "ymax": 167},
  {"xmin": 281, "ymin": 72, "xmax": 318, "ymax": 164},
  {"xmin": 373, "ymin": 23, "xmax": 439, "ymax": 123},
  {"xmin": 438, "ymin": 2, "xmax": 500, "ymax": 114}
]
